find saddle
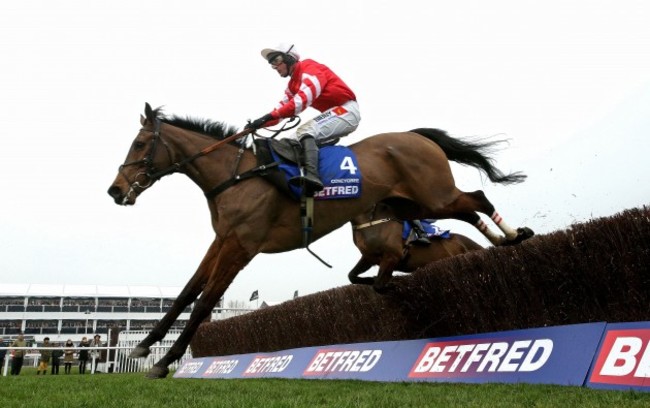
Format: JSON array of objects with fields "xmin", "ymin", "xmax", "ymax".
[
  {"xmin": 253, "ymin": 137, "xmax": 340, "ymax": 198},
  {"xmin": 261, "ymin": 138, "xmax": 301, "ymax": 164},
  {"xmin": 253, "ymin": 138, "xmax": 299, "ymax": 196},
  {"xmin": 257, "ymin": 137, "xmax": 339, "ymax": 164}
]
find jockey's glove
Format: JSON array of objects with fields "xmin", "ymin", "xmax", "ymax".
[{"xmin": 245, "ymin": 113, "xmax": 274, "ymax": 131}]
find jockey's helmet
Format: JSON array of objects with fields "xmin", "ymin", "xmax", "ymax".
[{"xmin": 261, "ymin": 43, "xmax": 300, "ymax": 67}]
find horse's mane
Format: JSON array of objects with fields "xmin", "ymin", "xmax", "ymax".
[
  {"xmin": 153, "ymin": 106, "xmax": 239, "ymax": 141},
  {"xmin": 164, "ymin": 116, "xmax": 239, "ymax": 140}
]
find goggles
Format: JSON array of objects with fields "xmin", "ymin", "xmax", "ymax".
[{"xmin": 268, "ymin": 54, "xmax": 284, "ymax": 67}]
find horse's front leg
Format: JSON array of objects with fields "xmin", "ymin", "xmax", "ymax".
[
  {"xmin": 373, "ymin": 255, "xmax": 401, "ymax": 294},
  {"xmin": 130, "ymin": 238, "xmax": 221, "ymax": 359},
  {"xmin": 147, "ymin": 235, "xmax": 253, "ymax": 378},
  {"xmin": 348, "ymin": 256, "xmax": 376, "ymax": 285}
]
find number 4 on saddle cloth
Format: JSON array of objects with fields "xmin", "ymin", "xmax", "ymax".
[{"xmin": 256, "ymin": 138, "xmax": 362, "ymax": 200}]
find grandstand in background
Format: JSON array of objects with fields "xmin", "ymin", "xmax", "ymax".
[{"xmin": 0, "ymin": 283, "xmax": 250, "ymax": 343}]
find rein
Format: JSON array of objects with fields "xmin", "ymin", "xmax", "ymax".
[
  {"xmin": 145, "ymin": 115, "xmax": 300, "ymax": 183},
  {"xmin": 147, "ymin": 124, "xmax": 253, "ymax": 181}
]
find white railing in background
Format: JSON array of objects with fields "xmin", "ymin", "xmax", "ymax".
[
  {"xmin": 0, "ymin": 331, "xmax": 192, "ymax": 376},
  {"xmin": 112, "ymin": 330, "xmax": 191, "ymax": 374}
]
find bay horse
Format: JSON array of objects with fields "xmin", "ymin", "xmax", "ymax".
[
  {"xmin": 349, "ymin": 202, "xmax": 484, "ymax": 292},
  {"xmin": 107, "ymin": 103, "xmax": 533, "ymax": 378}
]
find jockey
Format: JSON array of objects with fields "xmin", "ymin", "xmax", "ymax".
[
  {"xmin": 409, "ymin": 219, "xmax": 432, "ymax": 245},
  {"xmin": 245, "ymin": 43, "xmax": 361, "ymax": 194}
]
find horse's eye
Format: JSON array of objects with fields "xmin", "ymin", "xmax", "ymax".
[{"xmin": 133, "ymin": 141, "xmax": 146, "ymax": 150}]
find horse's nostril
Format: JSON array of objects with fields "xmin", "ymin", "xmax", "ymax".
[{"xmin": 107, "ymin": 186, "xmax": 122, "ymax": 199}]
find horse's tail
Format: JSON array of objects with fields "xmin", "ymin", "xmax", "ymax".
[{"xmin": 409, "ymin": 128, "xmax": 526, "ymax": 185}]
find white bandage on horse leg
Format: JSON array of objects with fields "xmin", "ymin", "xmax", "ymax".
[
  {"xmin": 490, "ymin": 211, "xmax": 518, "ymax": 240},
  {"xmin": 476, "ymin": 218, "xmax": 505, "ymax": 246}
]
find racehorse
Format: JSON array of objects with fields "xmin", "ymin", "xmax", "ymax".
[
  {"xmin": 349, "ymin": 202, "xmax": 484, "ymax": 292},
  {"xmin": 107, "ymin": 103, "xmax": 533, "ymax": 378}
]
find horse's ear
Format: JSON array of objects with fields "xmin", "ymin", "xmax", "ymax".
[
  {"xmin": 144, "ymin": 102, "xmax": 154, "ymax": 122},
  {"xmin": 140, "ymin": 114, "xmax": 146, "ymax": 126}
]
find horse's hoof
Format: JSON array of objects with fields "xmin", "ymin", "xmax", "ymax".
[
  {"xmin": 504, "ymin": 227, "xmax": 535, "ymax": 246},
  {"xmin": 145, "ymin": 366, "xmax": 169, "ymax": 379},
  {"xmin": 129, "ymin": 346, "xmax": 151, "ymax": 359}
]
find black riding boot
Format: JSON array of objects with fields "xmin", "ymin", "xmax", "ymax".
[
  {"xmin": 289, "ymin": 135, "xmax": 324, "ymax": 194},
  {"xmin": 410, "ymin": 220, "xmax": 431, "ymax": 245}
]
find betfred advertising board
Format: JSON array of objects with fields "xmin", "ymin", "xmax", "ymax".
[
  {"xmin": 175, "ymin": 322, "xmax": 605, "ymax": 386},
  {"xmin": 406, "ymin": 322, "xmax": 604, "ymax": 385},
  {"xmin": 587, "ymin": 322, "xmax": 650, "ymax": 391}
]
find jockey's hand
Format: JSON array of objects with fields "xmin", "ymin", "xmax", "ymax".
[{"xmin": 245, "ymin": 113, "xmax": 274, "ymax": 131}]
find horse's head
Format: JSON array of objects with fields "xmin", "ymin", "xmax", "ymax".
[{"xmin": 107, "ymin": 103, "xmax": 173, "ymax": 205}]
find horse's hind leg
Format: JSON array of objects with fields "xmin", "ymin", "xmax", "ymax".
[
  {"xmin": 129, "ymin": 239, "xmax": 220, "ymax": 359},
  {"xmin": 467, "ymin": 190, "xmax": 534, "ymax": 244},
  {"xmin": 147, "ymin": 235, "xmax": 252, "ymax": 379},
  {"xmin": 451, "ymin": 191, "xmax": 506, "ymax": 246},
  {"xmin": 448, "ymin": 190, "xmax": 533, "ymax": 245}
]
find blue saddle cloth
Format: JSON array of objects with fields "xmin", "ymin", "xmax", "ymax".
[
  {"xmin": 271, "ymin": 146, "xmax": 362, "ymax": 200},
  {"xmin": 402, "ymin": 220, "xmax": 451, "ymax": 240}
]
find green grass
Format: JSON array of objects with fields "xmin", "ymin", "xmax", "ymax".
[{"xmin": 2, "ymin": 368, "xmax": 649, "ymax": 408}]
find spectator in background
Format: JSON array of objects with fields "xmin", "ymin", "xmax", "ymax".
[
  {"xmin": 63, "ymin": 339, "xmax": 75, "ymax": 374},
  {"xmin": 0, "ymin": 337, "xmax": 7, "ymax": 370},
  {"xmin": 36, "ymin": 337, "xmax": 52, "ymax": 375},
  {"xmin": 90, "ymin": 334, "xmax": 102, "ymax": 373},
  {"xmin": 78, "ymin": 336, "xmax": 90, "ymax": 374},
  {"xmin": 10, "ymin": 333, "xmax": 27, "ymax": 375},
  {"xmin": 51, "ymin": 341, "xmax": 63, "ymax": 375}
]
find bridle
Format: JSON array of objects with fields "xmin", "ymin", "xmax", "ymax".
[
  {"xmin": 352, "ymin": 204, "xmax": 395, "ymax": 231},
  {"xmin": 352, "ymin": 217, "xmax": 393, "ymax": 231},
  {"xmin": 117, "ymin": 118, "xmax": 175, "ymax": 204}
]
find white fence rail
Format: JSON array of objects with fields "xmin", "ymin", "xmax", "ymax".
[{"xmin": 1, "ymin": 331, "xmax": 192, "ymax": 376}]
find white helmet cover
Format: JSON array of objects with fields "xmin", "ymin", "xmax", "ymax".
[{"xmin": 260, "ymin": 43, "xmax": 300, "ymax": 62}]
